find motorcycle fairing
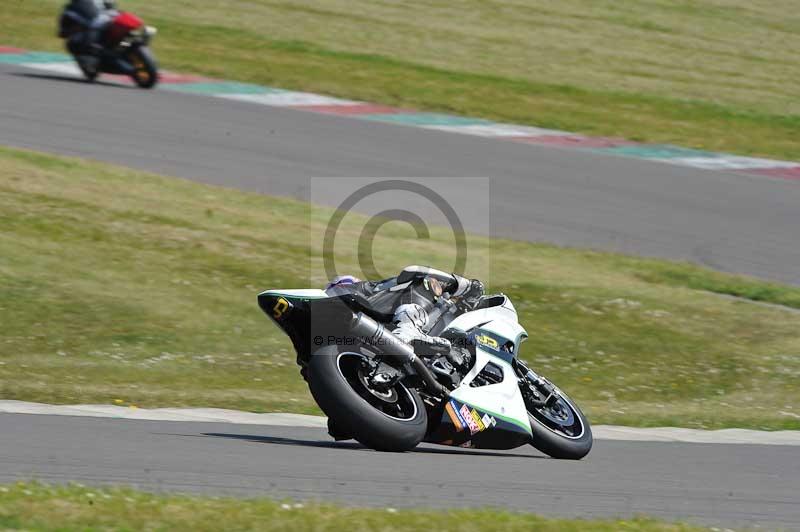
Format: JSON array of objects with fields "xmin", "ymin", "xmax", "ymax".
[
  {"xmin": 106, "ymin": 12, "xmax": 144, "ymax": 46},
  {"xmin": 445, "ymin": 295, "xmax": 527, "ymax": 344},
  {"xmin": 260, "ymin": 289, "xmax": 328, "ymax": 301},
  {"xmin": 258, "ymin": 289, "xmax": 341, "ymax": 365},
  {"xmin": 426, "ymin": 395, "xmax": 530, "ymax": 449},
  {"xmin": 437, "ymin": 341, "xmax": 532, "ymax": 445},
  {"xmin": 257, "ymin": 289, "xmax": 393, "ymax": 365},
  {"xmin": 428, "ymin": 297, "xmax": 532, "ymax": 449}
]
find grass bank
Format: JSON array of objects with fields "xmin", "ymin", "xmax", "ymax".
[
  {"xmin": 1, "ymin": 146, "xmax": 800, "ymax": 429},
  {"xmin": 0, "ymin": 482, "xmax": 708, "ymax": 532},
  {"xmin": 1, "ymin": 1, "xmax": 798, "ymax": 160}
]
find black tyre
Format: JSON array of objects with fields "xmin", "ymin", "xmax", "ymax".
[
  {"xmin": 528, "ymin": 387, "xmax": 593, "ymax": 460},
  {"xmin": 80, "ymin": 65, "xmax": 98, "ymax": 83},
  {"xmin": 308, "ymin": 345, "xmax": 427, "ymax": 452},
  {"xmin": 128, "ymin": 46, "xmax": 158, "ymax": 89},
  {"xmin": 73, "ymin": 55, "xmax": 98, "ymax": 82}
]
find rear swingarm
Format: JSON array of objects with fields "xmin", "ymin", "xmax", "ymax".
[{"xmin": 348, "ymin": 312, "xmax": 449, "ymax": 397}]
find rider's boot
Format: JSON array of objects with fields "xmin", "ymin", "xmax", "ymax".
[{"xmin": 80, "ymin": 54, "xmax": 100, "ymax": 74}]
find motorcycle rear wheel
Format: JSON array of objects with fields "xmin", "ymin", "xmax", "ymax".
[
  {"xmin": 308, "ymin": 345, "xmax": 427, "ymax": 452},
  {"xmin": 127, "ymin": 46, "xmax": 158, "ymax": 89}
]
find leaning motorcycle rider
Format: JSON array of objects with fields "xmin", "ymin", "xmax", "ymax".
[
  {"xmin": 58, "ymin": 0, "xmax": 118, "ymax": 64},
  {"xmin": 324, "ymin": 266, "xmax": 485, "ymax": 439},
  {"xmin": 325, "ymin": 266, "xmax": 485, "ymax": 347}
]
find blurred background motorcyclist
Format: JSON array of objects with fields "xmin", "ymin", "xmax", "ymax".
[{"xmin": 59, "ymin": 0, "xmax": 118, "ymax": 63}]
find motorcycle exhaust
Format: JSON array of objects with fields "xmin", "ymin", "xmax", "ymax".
[{"xmin": 349, "ymin": 312, "xmax": 448, "ymax": 397}]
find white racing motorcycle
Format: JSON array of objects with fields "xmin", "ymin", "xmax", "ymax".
[{"xmin": 258, "ymin": 278, "xmax": 592, "ymax": 459}]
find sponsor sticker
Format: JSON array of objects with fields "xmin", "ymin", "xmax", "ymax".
[
  {"xmin": 460, "ymin": 404, "xmax": 481, "ymax": 434},
  {"xmin": 445, "ymin": 400, "xmax": 465, "ymax": 432},
  {"xmin": 451, "ymin": 401, "xmax": 497, "ymax": 435},
  {"xmin": 470, "ymin": 409, "xmax": 486, "ymax": 432}
]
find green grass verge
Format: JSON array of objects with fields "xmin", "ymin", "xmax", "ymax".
[
  {"xmin": 0, "ymin": 482, "xmax": 708, "ymax": 531},
  {"xmin": 1, "ymin": 145, "xmax": 800, "ymax": 429},
  {"xmin": 1, "ymin": 1, "xmax": 799, "ymax": 160}
]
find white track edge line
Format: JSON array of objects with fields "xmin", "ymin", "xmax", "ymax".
[
  {"xmin": 8, "ymin": 59, "xmax": 800, "ymax": 174},
  {"xmin": 2, "ymin": 401, "xmax": 799, "ymax": 445}
]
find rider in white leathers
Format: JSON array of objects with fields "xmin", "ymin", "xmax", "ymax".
[{"xmin": 325, "ymin": 266, "xmax": 484, "ymax": 351}]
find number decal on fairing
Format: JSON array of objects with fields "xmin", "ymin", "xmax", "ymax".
[
  {"xmin": 272, "ymin": 297, "xmax": 290, "ymax": 319},
  {"xmin": 475, "ymin": 334, "xmax": 499, "ymax": 350}
]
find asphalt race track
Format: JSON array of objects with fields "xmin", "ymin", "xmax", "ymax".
[
  {"xmin": 3, "ymin": 63, "xmax": 800, "ymax": 529},
  {"xmin": 2, "ymin": 414, "xmax": 799, "ymax": 530},
  {"xmin": 1, "ymin": 63, "xmax": 799, "ymax": 284}
]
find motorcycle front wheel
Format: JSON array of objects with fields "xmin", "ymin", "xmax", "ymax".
[
  {"xmin": 527, "ymin": 384, "xmax": 593, "ymax": 460},
  {"xmin": 308, "ymin": 345, "xmax": 427, "ymax": 452},
  {"xmin": 127, "ymin": 46, "xmax": 158, "ymax": 89}
]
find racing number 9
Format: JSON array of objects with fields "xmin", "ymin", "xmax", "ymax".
[{"xmin": 272, "ymin": 297, "xmax": 290, "ymax": 319}]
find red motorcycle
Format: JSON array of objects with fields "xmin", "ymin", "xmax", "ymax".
[{"xmin": 59, "ymin": 10, "xmax": 159, "ymax": 88}]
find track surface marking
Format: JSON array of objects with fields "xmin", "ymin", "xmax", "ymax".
[{"xmin": 1, "ymin": 63, "xmax": 799, "ymax": 284}]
